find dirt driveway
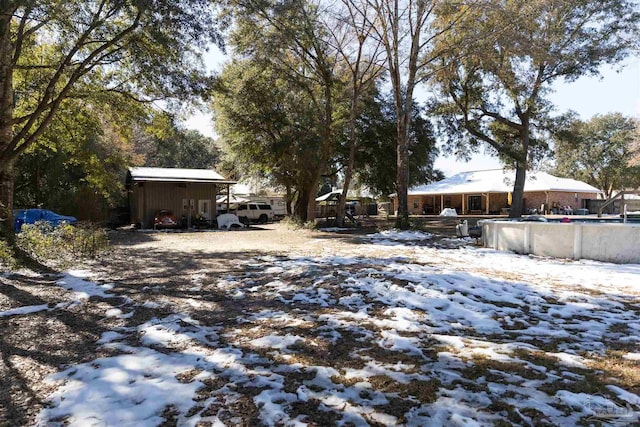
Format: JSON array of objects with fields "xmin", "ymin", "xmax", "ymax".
[{"xmin": 2, "ymin": 222, "xmax": 639, "ymax": 426}]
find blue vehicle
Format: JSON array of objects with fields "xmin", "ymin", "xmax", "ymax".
[{"xmin": 13, "ymin": 209, "xmax": 78, "ymax": 232}]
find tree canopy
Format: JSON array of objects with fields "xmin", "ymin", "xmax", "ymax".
[
  {"xmin": 552, "ymin": 113, "xmax": 640, "ymax": 198},
  {"xmin": 1, "ymin": 0, "xmax": 223, "ymax": 235},
  {"xmin": 215, "ymin": 0, "xmax": 346, "ymax": 221},
  {"xmin": 213, "ymin": 58, "xmax": 333, "ymax": 220},
  {"xmin": 351, "ymin": 91, "xmax": 441, "ymax": 198},
  {"xmin": 433, "ymin": 0, "xmax": 639, "ymax": 217}
]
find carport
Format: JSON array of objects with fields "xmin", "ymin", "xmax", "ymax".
[{"xmin": 126, "ymin": 167, "xmax": 236, "ymax": 229}]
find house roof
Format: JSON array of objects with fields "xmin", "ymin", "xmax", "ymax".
[
  {"xmin": 406, "ymin": 169, "xmax": 602, "ymax": 196},
  {"xmin": 128, "ymin": 167, "xmax": 235, "ymax": 184}
]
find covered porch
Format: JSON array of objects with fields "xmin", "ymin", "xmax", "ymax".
[{"xmin": 408, "ymin": 192, "xmax": 510, "ymax": 215}]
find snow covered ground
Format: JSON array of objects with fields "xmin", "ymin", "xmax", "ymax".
[{"xmin": 3, "ymin": 229, "xmax": 639, "ymax": 426}]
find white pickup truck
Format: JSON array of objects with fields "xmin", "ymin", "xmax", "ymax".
[{"xmin": 235, "ymin": 202, "xmax": 275, "ymax": 224}]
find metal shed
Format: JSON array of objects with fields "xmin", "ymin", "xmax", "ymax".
[{"xmin": 126, "ymin": 167, "xmax": 236, "ymax": 228}]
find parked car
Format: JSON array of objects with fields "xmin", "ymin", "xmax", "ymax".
[
  {"xmin": 235, "ymin": 202, "xmax": 275, "ymax": 224},
  {"xmin": 153, "ymin": 209, "xmax": 179, "ymax": 229},
  {"xmin": 13, "ymin": 208, "xmax": 78, "ymax": 232}
]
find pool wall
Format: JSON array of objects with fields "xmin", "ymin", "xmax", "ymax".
[{"xmin": 480, "ymin": 220, "xmax": 640, "ymax": 264}]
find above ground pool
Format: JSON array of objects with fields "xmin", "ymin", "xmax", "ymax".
[{"xmin": 480, "ymin": 218, "xmax": 640, "ymax": 264}]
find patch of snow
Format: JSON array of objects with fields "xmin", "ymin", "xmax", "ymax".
[
  {"xmin": 56, "ymin": 270, "xmax": 112, "ymax": 300},
  {"xmin": 549, "ymin": 352, "xmax": 588, "ymax": 369},
  {"xmin": 36, "ymin": 347, "xmax": 211, "ymax": 427},
  {"xmin": 623, "ymin": 353, "xmax": 640, "ymax": 361},
  {"xmin": 0, "ymin": 304, "xmax": 49, "ymax": 317},
  {"xmin": 365, "ymin": 229, "xmax": 433, "ymax": 242},
  {"xmin": 249, "ymin": 334, "xmax": 304, "ymax": 350}
]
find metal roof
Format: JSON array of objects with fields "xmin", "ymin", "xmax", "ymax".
[
  {"xmin": 405, "ymin": 169, "xmax": 602, "ymax": 196},
  {"xmin": 128, "ymin": 167, "xmax": 235, "ymax": 184}
]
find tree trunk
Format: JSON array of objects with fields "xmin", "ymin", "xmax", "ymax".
[
  {"xmin": 294, "ymin": 187, "xmax": 309, "ymax": 222},
  {"xmin": 0, "ymin": 7, "xmax": 15, "ymax": 241},
  {"xmin": 285, "ymin": 185, "xmax": 293, "ymax": 216},
  {"xmin": 292, "ymin": 178, "xmax": 319, "ymax": 223},
  {"xmin": 305, "ymin": 177, "xmax": 318, "ymax": 223},
  {"xmin": 0, "ymin": 163, "xmax": 15, "ymax": 241},
  {"xmin": 336, "ymin": 107, "xmax": 358, "ymax": 228},
  {"xmin": 510, "ymin": 119, "xmax": 531, "ymax": 218},
  {"xmin": 395, "ymin": 113, "xmax": 410, "ymax": 229},
  {"xmin": 510, "ymin": 164, "xmax": 526, "ymax": 218}
]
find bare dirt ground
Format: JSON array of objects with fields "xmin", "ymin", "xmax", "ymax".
[
  {"xmin": 1, "ymin": 219, "xmax": 638, "ymax": 426},
  {"xmin": 0, "ymin": 221, "xmax": 399, "ymax": 426},
  {"xmin": 0, "ymin": 220, "xmax": 457, "ymax": 426}
]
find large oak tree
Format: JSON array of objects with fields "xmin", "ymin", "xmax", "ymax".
[
  {"xmin": 552, "ymin": 113, "xmax": 639, "ymax": 199},
  {"xmin": 218, "ymin": 0, "xmax": 342, "ymax": 221},
  {"xmin": 433, "ymin": 0, "xmax": 638, "ymax": 217},
  {"xmin": 0, "ymin": 0, "xmax": 222, "ymax": 237}
]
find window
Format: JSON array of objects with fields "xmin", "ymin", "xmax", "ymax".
[
  {"xmin": 468, "ymin": 195, "xmax": 482, "ymax": 211},
  {"xmin": 258, "ymin": 204, "xmax": 272, "ymax": 210},
  {"xmin": 249, "ymin": 204, "xmax": 258, "ymax": 210},
  {"xmin": 238, "ymin": 204, "xmax": 247, "ymax": 211}
]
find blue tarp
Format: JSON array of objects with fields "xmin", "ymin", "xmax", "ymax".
[{"xmin": 13, "ymin": 209, "xmax": 78, "ymax": 232}]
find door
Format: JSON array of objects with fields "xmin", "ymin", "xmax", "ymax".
[
  {"xmin": 468, "ymin": 195, "xmax": 482, "ymax": 212},
  {"xmin": 198, "ymin": 199, "xmax": 211, "ymax": 220},
  {"xmin": 183, "ymin": 199, "xmax": 195, "ymax": 219}
]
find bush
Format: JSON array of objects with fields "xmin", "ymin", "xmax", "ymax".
[
  {"xmin": 0, "ymin": 238, "xmax": 16, "ymax": 269},
  {"xmin": 16, "ymin": 221, "xmax": 109, "ymax": 267},
  {"xmin": 281, "ymin": 216, "xmax": 318, "ymax": 230}
]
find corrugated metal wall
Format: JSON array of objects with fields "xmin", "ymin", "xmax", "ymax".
[{"xmin": 130, "ymin": 182, "xmax": 221, "ymax": 228}]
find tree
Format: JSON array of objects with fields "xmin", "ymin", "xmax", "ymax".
[
  {"xmin": 353, "ymin": 91, "xmax": 441, "ymax": 197},
  {"xmin": 326, "ymin": 0, "xmax": 384, "ymax": 226},
  {"xmin": 14, "ymin": 99, "xmax": 220, "ymax": 220},
  {"xmin": 552, "ymin": 113, "xmax": 639, "ymax": 199},
  {"xmin": 133, "ymin": 114, "xmax": 221, "ymax": 170},
  {"xmin": 14, "ymin": 96, "xmax": 143, "ymax": 218},
  {"xmin": 433, "ymin": 0, "xmax": 639, "ymax": 218},
  {"xmin": 213, "ymin": 59, "xmax": 329, "ymax": 220},
  {"xmin": 0, "ymin": 1, "xmax": 222, "ymax": 238},
  {"xmin": 219, "ymin": 0, "xmax": 342, "ymax": 221},
  {"xmin": 360, "ymin": 0, "xmax": 464, "ymax": 228}
]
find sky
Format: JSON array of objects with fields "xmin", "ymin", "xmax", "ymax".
[{"xmin": 184, "ymin": 47, "xmax": 640, "ymax": 177}]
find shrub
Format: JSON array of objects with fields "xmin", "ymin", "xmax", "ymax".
[
  {"xmin": 281, "ymin": 216, "xmax": 318, "ymax": 230},
  {"xmin": 0, "ymin": 238, "xmax": 16, "ymax": 269},
  {"xmin": 16, "ymin": 221, "xmax": 109, "ymax": 268}
]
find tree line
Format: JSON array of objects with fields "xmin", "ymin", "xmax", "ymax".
[{"xmin": 0, "ymin": 0, "xmax": 638, "ymax": 241}]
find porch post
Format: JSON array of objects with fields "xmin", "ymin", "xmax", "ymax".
[
  {"xmin": 226, "ymin": 185, "xmax": 231, "ymax": 212},
  {"xmin": 486, "ymin": 193, "xmax": 490, "ymax": 214},
  {"xmin": 462, "ymin": 194, "xmax": 466, "ymax": 215}
]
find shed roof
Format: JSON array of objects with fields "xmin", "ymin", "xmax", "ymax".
[
  {"xmin": 406, "ymin": 169, "xmax": 602, "ymax": 196},
  {"xmin": 128, "ymin": 167, "xmax": 235, "ymax": 184}
]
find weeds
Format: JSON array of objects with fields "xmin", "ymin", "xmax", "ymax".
[
  {"xmin": 15, "ymin": 221, "xmax": 109, "ymax": 268},
  {"xmin": 0, "ymin": 237, "xmax": 16, "ymax": 269},
  {"xmin": 281, "ymin": 216, "xmax": 318, "ymax": 230}
]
